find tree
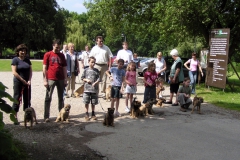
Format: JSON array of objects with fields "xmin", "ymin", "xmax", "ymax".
[{"xmin": 0, "ymin": 0, "xmax": 66, "ymax": 51}]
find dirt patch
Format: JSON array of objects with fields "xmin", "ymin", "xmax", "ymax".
[{"xmin": 5, "ymin": 122, "xmax": 111, "ymax": 160}]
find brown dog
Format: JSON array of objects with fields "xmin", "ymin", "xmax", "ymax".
[
  {"xmin": 130, "ymin": 97, "xmax": 142, "ymax": 118},
  {"xmin": 145, "ymin": 98, "xmax": 158, "ymax": 115},
  {"xmin": 74, "ymin": 84, "xmax": 84, "ymax": 97},
  {"xmin": 156, "ymin": 97, "xmax": 166, "ymax": 107},
  {"xmin": 156, "ymin": 86, "xmax": 165, "ymax": 98},
  {"xmin": 103, "ymin": 108, "xmax": 115, "ymax": 127},
  {"xmin": 191, "ymin": 95, "xmax": 204, "ymax": 114},
  {"xmin": 105, "ymin": 85, "xmax": 112, "ymax": 102},
  {"xmin": 24, "ymin": 107, "xmax": 38, "ymax": 129},
  {"xmin": 55, "ymin": 104, "xmax": 71, "ymax": 122}
]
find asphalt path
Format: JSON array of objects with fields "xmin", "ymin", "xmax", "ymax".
[{"xmin": 1, "ymin": 70, "xmax": 240, "ymax": 160}]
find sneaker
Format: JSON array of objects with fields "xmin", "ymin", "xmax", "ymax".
[
  {"xmin": 125, "ymin": 106, "xmax": 130, "ymax": 113},
  {"xmin": 114, "ymin": 111, "xmax": 121, "ymax": 117},
  {"xmin": 85, "ymin": 114, "xmax": 90, "ymax": 121},
  {"xmin": 91, "ymin": 115, "xmax": 97, "ymax": 120},
  {"xmin": 44, "ymin": 118, "xmax": 50, "ymax": 123}
]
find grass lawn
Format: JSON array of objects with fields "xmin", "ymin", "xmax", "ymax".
[{"xmin": 0, "ymin": 59, "xmax": 43, "ymax": 71}]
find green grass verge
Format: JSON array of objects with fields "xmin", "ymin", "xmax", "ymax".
[{"xmin": 0, "ymin": 59, "xmax": 43, "ymax": 71}]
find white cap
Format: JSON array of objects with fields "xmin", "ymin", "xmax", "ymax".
[{"xmin": 170, "ymin": 49, "xmax": 178, "ymax": 56}]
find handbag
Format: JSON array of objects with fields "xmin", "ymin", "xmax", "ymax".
[{"xmin": 74, "ymin": 55, "xmax": 79, "ymax": 76}]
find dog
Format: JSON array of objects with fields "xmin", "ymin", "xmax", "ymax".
[
  {"xmin": 55, "ymin": 104, "xmax": 71, "ymax": 122},
  {"xmin": 145, "ymin": 98, "xmax": 158, "ymax": 115},
  {"xmin": 24, "ymin": 107, "xmax": 38, "ymax": 129},
  {"xmin": 191, "ymin": 95, "xmax": 204, "ymax": 114},
  {"xmin": 156, "ymin": 86, "xmax": 165, "ymax": 98},
  {"xmin": 103, "ymin": 108, "xmax": 115, "ymax": 127},
  {"xmin": 156, "ymin": 97, "xmax": 166, "ymax": 107},
  {"xmin": 130, "ymin": 97, "xmax": 142, "ymax": 118},
  {"xmin": 74, "ymin": 84, "xmax": 84, "ymax": 97},
  {"xmin": 105, "ymin": 85, "xmax": 112, "ymax": 102}
]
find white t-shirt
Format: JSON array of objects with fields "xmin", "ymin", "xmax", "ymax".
[
  {"xmin": 89, "ymin": 45, "xmax": 113, "ymax": 64},
  {"xmin": 155, "ymin": 58, "xmax": 165, "ymax": 75},
  {"xmin": 116, "ymin": 49, "xmax": 133, "ymax": 64},
  {"xmin": 81, "ymin": 51, "xmax": 90, "ymax": 66}
]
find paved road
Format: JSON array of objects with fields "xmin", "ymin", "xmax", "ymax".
[{"xmin": 1, "ymin": 71, "xmax": 240, "ymax": 160}]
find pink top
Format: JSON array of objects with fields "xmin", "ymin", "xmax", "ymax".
[
  {"xmin": 187, "ymin": 59, "xmax": 199, "ymax": 71},
  {"xmin": 126, "ymin": 71, "xmax": 137, "ymax": 85},
  {"xmin": 144, "ymin": 71, "xmax": 158, "ymax": 87}
]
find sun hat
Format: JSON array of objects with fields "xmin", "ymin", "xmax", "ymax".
[{"xmin": 170, "ymin": 49, "xmax": 178, "ymax": 56}]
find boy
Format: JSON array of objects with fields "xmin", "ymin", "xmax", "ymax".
[
  {"xmin": 105, "ymin": 59, "xmax": 125, "ymax": 117},
  {"xmin": 81, "ymin": 56, "xmax": 100, "ymax": 121},
  {"xmin": 177, "ymin": 77, "xmax": 192, "ymax": 112}
]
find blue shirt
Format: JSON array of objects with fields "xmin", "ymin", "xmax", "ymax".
[
  {"xmin": 11, "ymin": 57, "xmax": 32, "ymax": 82},
  {"xmin": 110, "ymin": 67, "xmax": 125, "ymax": 86}
]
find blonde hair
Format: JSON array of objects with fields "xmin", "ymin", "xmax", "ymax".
[
  {"xmin": 157, "ymin": 52, "xmax": 162, "ymax": 57},
  {"xmin": 126, "ymin": 62, "xmax": 136, "ymax": 71},
  {"xmin": 133, "ymin": 53, "xmax": 138, "ymax": 56},
  {"xmin": 67, "ymin": 42, "xmax": 74, "ymax": 48}
]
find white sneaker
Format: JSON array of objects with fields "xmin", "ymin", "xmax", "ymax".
[
  {"xmin": 125, "ymin": 106, "xmax": 130, "ymax": 113},
  {"xmin": 159, "ymin": 95, "xmax": 162, "ymax": 98},
  {"xmin": 114, "ymin": 111, "xmax": 121, "ymax": 117}
]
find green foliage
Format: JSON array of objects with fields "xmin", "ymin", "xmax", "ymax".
[
  {"xmin": 0, "ymin": 129, "xmax": 27, "ymax": 160},
  {"xmin": 0, "ymin": 82, "xmax": 18, "ymax": 130}
]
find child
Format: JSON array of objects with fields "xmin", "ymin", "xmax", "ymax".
[
  {"xmin": 124, "ymin": 62, "xmax": 137, "ymax": 113},
  {"xmin": 143, "ymin": 61, "xmax": 159, "ymax": 103},
  {"xmin": 81, "ymin": 56, "xmax": 100, "ymax": 121},
  {"xmin": 177, "ymin": 77, "xmax": 192, "ymax": 112},
  {"xmin": 106, "ymin": 59, "xmax": 125, "ymax": 117}
]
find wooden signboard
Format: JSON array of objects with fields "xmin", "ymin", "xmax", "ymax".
[{"xmin": 206, "ymin": 28, "xmax": 230, "ymax": 89}]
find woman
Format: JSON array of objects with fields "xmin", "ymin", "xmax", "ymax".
[
  {"xmin": 11, "ymin": 44, "xmax": 32, "ymax": 125},
  {"xmin": 66, "ymin": 42, "xmax": 79, "ymax": 98},
  {"xmin": 154, "ymin": 52, "xmax": 166, "ymax": 97},
  {"xmin": 184, "ymin": 52, "xmax": 204, "ymax": 94}
]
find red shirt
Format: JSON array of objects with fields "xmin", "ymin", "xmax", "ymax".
[
  {"xmin": 144, "ymin": 71, "xmax": 158, "ymax": 87},
  {"xmin": 43, "ymin": 51, "xmax": 67, "ymax": 80}
]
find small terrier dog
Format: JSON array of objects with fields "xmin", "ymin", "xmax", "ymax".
[
  {"xmin": 130, "ymin": 97, "xmax": 142, "ymax": 118},
  {"xmin": 74, "ymin": 84, "xmax": 84, "ymax": 97},
  {"xmin": 55, "ymin": 104, "xmax": 71, "ymax": 122},
  {"xmin": 191, "ymin": 95, "xmax": 204, "ymax": 114},
  {"xmin": 105, "ymin": 85, "xmax": 112, "ymax": 102},
  {"xmin": 24, "ymin": 107, "xmax": 38, "ymax": 129},
  {"xmin": 103, "ymin": 108, "xmax": 115, "ymax": 127},
  {"xmin": 156, "ymin": 97, "xmax": 166, "ymax": 107}
]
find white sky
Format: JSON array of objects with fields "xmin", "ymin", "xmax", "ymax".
[{"xmin": 56, "ymin": 0, "xmax": 87, "ymax": 14}]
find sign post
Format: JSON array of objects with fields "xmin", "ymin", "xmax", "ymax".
[{"xmin": 206, "ymin": 28, "xmax": 230, "ymax": 89}]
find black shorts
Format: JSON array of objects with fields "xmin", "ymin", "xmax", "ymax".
[
  {"xmin": 111, "ymin": 85, "xmax": 122, "ymax": 98},
  {"xmin": 170, "ymin": 83, "xmax": 180, "ymax": 94}
]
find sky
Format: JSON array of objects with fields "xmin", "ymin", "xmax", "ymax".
[{"xmin": 56, "ymin": 0, "xmax": 87, "ymax": 14}]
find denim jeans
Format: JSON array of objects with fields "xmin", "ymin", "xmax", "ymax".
[{"xmin": 189, "ymin": 71, "xmax": 197, "ymax": 94}]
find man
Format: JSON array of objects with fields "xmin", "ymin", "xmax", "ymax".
[
  {"xmin": 81, "ymin": 45, "xmax": 90, "ymax": 69},
  {"xmin": 89, "ymin": 36, "xmax": 113, "ymax": 97},
  {"xmin": 43, "ymin": 39, "xmax": 67, "ymax": 122},
  {"xmin": 165, "ymin": 49, "xmax": 184, "ymax": 106},
  {"xmin": 115, "ymin": 41, "xmax": 133, "ymax": 68}
]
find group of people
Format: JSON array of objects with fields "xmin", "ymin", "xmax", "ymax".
[{"xmin": 11, "ymin": 36, "xmax": 204, "ymax": 124}]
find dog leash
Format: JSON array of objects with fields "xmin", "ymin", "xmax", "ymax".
[{"xmin": 98, "ymin": 99, "xmax": 106, "ymax": 112}]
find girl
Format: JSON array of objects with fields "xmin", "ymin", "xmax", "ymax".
[
  {"xmin": 184, "ymin": 52, "xmax": 204, "ymax": 94},
  {"xmin": 154, "ymin": 52, "xmax": 167, "ymax": 97},
  {"xmin": 124, "ymin": 62, "xmax": 137, "ymax": 113},
  {"xmin": 143, "ymin": 61, "xmax": 159, "ymax": 103}
]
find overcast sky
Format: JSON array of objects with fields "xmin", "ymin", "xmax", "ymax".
[{"xmin": 56, "ymin": 0, "xmax": 87, "ymax": 14}]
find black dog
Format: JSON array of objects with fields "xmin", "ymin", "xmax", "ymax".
[
  {"xmin": 146, "ymin": 98, "xmax": 158, "ymax": 115},
  {"xmin": 103, "ymin": 108, "xmax": 115, "ymax": 127},
  {"xmin": 130, "ymin": 97, "xmax": 142, "ymax": 118}
]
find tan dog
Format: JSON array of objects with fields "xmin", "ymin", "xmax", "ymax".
[
  {"xmin": 105, "ymin": 85, "xmax": 112, "ymax": 102},
  {"xmin": 156, "ymin": 86, "xmax": 165, "ymax": 98},
  {"xmin": 103, "ymin": 108, "xmax": 115, "ymax": 127},
  {"xmin": 130, "ymin": 97, "xmax": 142, "ymax": 118},
  {"xmin": 156, "ymin": 97, "xmax": 166, "ymax": 107},
  {"xmin": 55, "ymin": 104, "xmax": 71, "ymax": 122},
  {"xmin": 24, "ymin": 107, "xmax": 38, "ymax": 129},
  {"xmin": 191, "ymin": 95, "xmax": 204, "ymax": 114},
  {"xmin": 74, "ymin": 84, "xmax": 84, "ymax": 97}
]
